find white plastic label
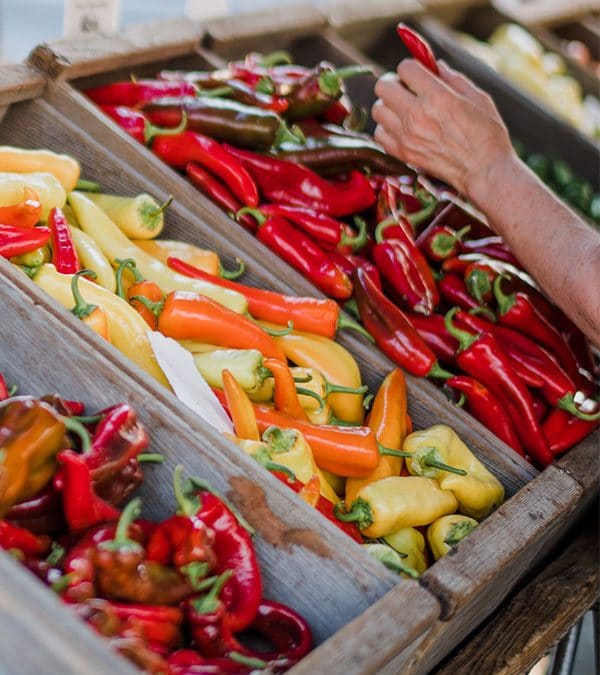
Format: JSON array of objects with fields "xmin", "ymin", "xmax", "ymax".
[
  {"xmin": 63, "ymin": 0, "xmax": 120, "ymax": 37},
  {"xmin": 185, "ymin": 0, "xmax": 230, "ymax": 20}
]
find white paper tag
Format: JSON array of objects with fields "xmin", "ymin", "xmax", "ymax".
[
  {"xmin": 185, "ymin": 0, "xmax": 230, "ymax": 20},
  {"xmin": 63, "ymin": 0, "xmax": 120, "ymax": 37}
]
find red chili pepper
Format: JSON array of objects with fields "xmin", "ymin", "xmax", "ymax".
[
  {"xmin": 0, "ymin": 223, "xmax": 51, "ymax": 259},
  {"xmin": 152, "ymin": 132, "xmax": 259, "ymax": 207},
  {"xmin": 237, "ymin": 208, "xmax": 353, "ymax": 300},
  {"xmin": 396, "ymin": 23, "xmax": 439, "ymax": 74},
  {"xmin": 354, "ymin": 267, "xmax": 450, "ymax": 379},
  {"xmin": 86, "ymin": 80, "xmax": 198, "ymax": 107},
  {"xmin": 6, "ymin": 484, "xmax": 64, "ymax": 535},
  {"xmin": 185, "ymin": 162, "xmax": 258, "ymax": 232},
  {"xmin": 107, "ymin": 602, "xmax": 184, "ymax": 651},
  {"xmin": 100, "ymin": 105, "xmax": 187, "ymax": 145},
  {"xmin": 446, "ymin": 376, "xmax": 523, "ymax": 454},
  {"xmin": 372, "ymin": 219, "xmax": 439, "ymax": 315},
  {"xmin": 439, "ymin": 274, "xmax": 487, "ymax": 313},
  {"xmin": 168, "ymin": 650, "xmax": 248, "ymax": 674},
  {"xmin": 330, "ymin": 255, "xmax": 382, "ymax": 292},
  {"xmin": 53, "ymin": 450, "xmax": 121, "ymax": 534},
  {"xmin": 0, "ymin": 374, "xmax": 9, "ymax": 401},
  {"xmin": 416, "ymin": 224, "xmax": 470, "ymax": 262},
  {"xmin": 493, "ymin": 276, "xmax": 582, "ymax": 385},
  {"xmin": 0, "ymin": 187, "xmax": 42, "ymax": 228},
  {"xmin": 406, "ymin": 312, "xmax": 458, "ymax": 365},
  {"xmin": 530, "ymin": 392, "xmax": 549, "ymax": 423},
  {"xmin": 48, "ymin": 207, "xmax": 80, "ymax": 274},
  {"xmin": 460, "ymin": 235, "xmax": 520, "ymax": 266},
  {"xmin": 445, "ymin": 308, "xmax": 554, "ymax": 467},
  {"xmin": 225, "ymin": 145, "xmax": 375, "ymax": 217},
  {"xmin": 377, "ymin": 178, "xmax": 424, "ymax": 223},
  {"xmin": 542, "ymin": 408, "xmax": 599, "ymax": 455},
  {"xmin": 256, "ymin": 204, "xmax": 368, "ymax": 252},
  {"xmin": 321, "ymin": 95, "xmax": 352, "ymax": 124},
  {"xmin": 0, "ymin": 520, "xmax": 50, "ymax": 557},
  {"xmin": 464, "ymin": 262, "xmax": 497, "ymax": 304}
]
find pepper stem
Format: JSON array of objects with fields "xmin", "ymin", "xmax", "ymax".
[
  {"xmin": 427, "ymin": 361, "xmax": 453, "ymax": 380},
  {"xmin": 407, "ymin": 200, "xmax": 438, "ymax": 226},
  {"xmin": 219, "ymin": 257, "xmax": 245, "ymax": 280},
  {"xmin": 173, "ymin": 464, "xmax": 198, "ymax": 517},
  {"xmin": 469, "ymin": 306, "xmax": 497, "ymax": 322},
  {"xmin": 328, "ymin": 416, "xmax": 361, "ymax": 426},
  {"xmin": 255, "ymin": 76, "xmax": 275, "ymax": 94},
  {"xmin": 318, "ymin": 70, "xmax": 342, "ymax": 97},
  {"xmin": 259, "ymin": 50, "xmax": 292, "ymax": 66},
  {"xmin": 99, "ymin": 498, "xmax": 142, "ymax": 551},
  {"xmin": 378, "ymin": 444, "xmax": 411, "ymax": 458},
  {"xmin": 466, "ymin": 268, "xmax": 493, "ymax": 305},
  {"xmin": 344, "ymin": 298, "xmax": 360, "ymax": 319},
  {"xmin": 129, "ymin": 295, "xmax": 165, "ymax": 317},
  {"xmin": 336, "ymin": 312, "xmax": 374, "ymax": 343},
  {"xmin": 295, "ymin": 386, "xmax": 326, "ymax": 413},
  {"xmin": 274, "ymin": 119, "xmax": 302, "ymax": 147},
  {"xmin": 62, "ymin": 417, "xmax": 92, "ymax": 452},
  {"xmin": 70, "ymin": 269, "xmax": 98, "ymax": 319},
  {"xmin": 114, "ymin": 258, "xmax": 144, "ymax": 299},
  {"xmin": 333, "ymin": 498, "xmax": 373, "ymax": 530},
  {"xmin": 444, "ymin": 308, "xmax": 478, "ymax": 353},
  {"xmin": 137, "ymin": 453, "xmax": 164, "ymax": 463},
  {"xmin": 292, "ymin": 373, "xmax": 312, "ymax": 384},
  {"xmin": 336, "ymin": 64, "xmax": 374, "ymax": 80},
  {"xmin": 558, "ymin": 394, "xmax": 600, "ymax": 421},
  {"xmin": 262, "ymin": 426, "xmax": 296, "ymax": 453},
  {"xmin": 228, "ymin": 652, "xmax": 269, "ymax": 669},
  {"xmin": 192, "ymin": 569, "xmax": 233, "ymax": 614},
  {"xmin": 260, "ymin": 458, "xmax": 296, "ymax": 481},
  {"xmin": 196, "ymin": 85, "xmax": 235, "ymax": 98},
  {"xmin": 493, "ymin": 275, "xmax": 516, "ymax": 315},
  {"xmin": 423, "ymin": 458, "xmax": 467, "ymax": 476},
  {"xmin": 75, "ymin": 179, "xmax": 101, "ymax": 192},
  {"xmin": 261, "ymin": 320, "xmax": 294, "ymax": 336},
  {"xmin": 340, "ymin": 216, "xmax": 368, "ymax": 251},
  {"xmin": 236, "ymin": 207, "xmax": 266, "ymax": 227},
  {"xmin": 146, "ymin": 196, "xmax": 173, "ymax": 218},
  {"xmin": 374, "ymin": 217, "xmax": 396, "ymax": 244},
  {"xmin": 373, "ymin": 554, "xmax": 420, "ymax": 579},
  {"xmin": 144, "ymin": 110, "xmax": 188, "ymax": 145},
  {"xmin": 70, "ymin": 414, "xmax": 103, "ymax": 424},
  {"xmin": 324, "ymin": 381, "xmax": 368, "ymax": 397}
]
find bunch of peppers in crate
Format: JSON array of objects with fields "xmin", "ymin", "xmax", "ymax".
[
  {"xmin": 0, "ymin": 379, "xmax": 312, "ymax": 674},
  {"xmin": 80, "ymin": 47, "xmax": 598, "ymax": 465}
]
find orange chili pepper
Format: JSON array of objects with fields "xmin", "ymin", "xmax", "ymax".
[
  {"xmin": 222, "ymin": 369, "xmax": 260, "ymax": 441},
  {"xmin": 213, "ymin": 388, "xmax": 379, "ymax": 477},
  {"xmin": 298, "ymin": 475, "xmax": 321, "ymax": 507},
  {"xmin": 0, "ymin": 187, "xmax": 42, "ymax": 228},
  {"xmin": 116, "ymin": 258, "xmax": 164, "ymax": 329},
  {"xmin": 70, "ymin": 269, "xmax": 110, "ymax": 341},
  {"xmin": 264, "ymin": 358, "xmax": 309, "ymax": 421},
  {"xmin": 134, "ymin": 290, "xmax": 287, "ymax": 360},
  {"xmin": 346, "ymin": 369, "xmax": 408, "ymax": 505}
]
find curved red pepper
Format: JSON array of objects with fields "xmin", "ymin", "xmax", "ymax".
[
  {"xmin": 100, "ymin": 105, "xmax": 187, "ymax": 145},
  {"xmin": 396, "ymin": 23, "xmax": 439, "ymax": 74},
  {"xmin": 108, "ymin": 602, "xmax": 183, "ymax": 650},
  {"xmin": 406, "ymin": 312, "xmax": 457, "ymax": 365},
  {"xmin": 86, "ymin": 80, "xmax": 197, "ymax": 107},
  {"xmin": 417, "ymin": 224, "xmax": 470, "ymax": 262},
  {"xmin": 146, "ymin": 514, "xmax": 216, "ymax": 569},
  {"xmin": 48, "ymin": 207, "xmax": 80, "ymax": 274},
  {"xmin": 0, "ymin": 223, "xmax": 51, "ymax": 259},
  {"xmin": 439, "ymin": 274, "xmax": 487, "ymax": 313},
  {"xmin": 542, "ymin": 409, "xmax": 599, "ymax": 455},
  {"xmin": 6, "ymin": 483, "xmax": 64, "ymax": 535},
  {"xmin": 0, "ymin": 520, "xmax": 50, "ymax": 557},
  {"xmin": 0, "ymin": 374, "xmax": 9, "ymax": 401}
]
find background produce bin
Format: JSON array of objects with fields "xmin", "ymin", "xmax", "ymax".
[{"xmin": 2, "ymin": 6, "xmax": 598, "ymax": 669}]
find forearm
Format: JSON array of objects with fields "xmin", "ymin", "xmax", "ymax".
[{"xmin": 467, "ymin": 152, "xmax": 600, "ymax": 344}]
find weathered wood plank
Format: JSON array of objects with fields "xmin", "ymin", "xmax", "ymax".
[
  {"xmin": 0, "ymin": 64, "xmax": 44, "ymax": 106},
  {"xmin": 555, "ymin": 430, "xmax": 600, "ymax": 497},
  {"xmin": 434, "ymin": 514, "xmax": 599, "ymax": 675}
]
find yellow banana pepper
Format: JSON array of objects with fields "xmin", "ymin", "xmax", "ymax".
[
  {"xmin": 404, "ymin": 425, "xmax": 504, "ymax": 520},
  {"xmin": 33, "ymin": 264, "xmax": 168, "ymax": 386},
  {"xmin": 68, "ymin": 226, "xmax": 116, "ymax": 292},
  {"xmin": 68, "ymin": 192, "xmax": 246, "ymax": 313},
  {"xmin": 192, "ymin": 348, "xmax": 270, "ymax": 392},
  {"xmin": 0, "ymin": 147, "xmax": 79, "ymax": 191},
  {"xmin": 133, "ymin": 239, "xmax": 219, "ymax": 276},
  {"xmin": 62, "ymin": 204, "xmax": 80, "ymax": 227},
  {"xmin": 11, "ymin": 245, "xmax": 51, "ymax": 268},
  {"xmin": 269, "ymin": 328, "xmax": 365, "ymax": 424},
  {"xmin": 383, "ymin": 527, "xmax": 428, "ymax": 575},
  {"xmin": 427, "ymin": 514, "xmax": 478, "ymax": 561},
  {"xmin": 320, "ymin": 469, "xmax": 345, "ymax": 498},
  {"xmin": 335, "ymin": 475, "xmax": 458, "ymax": 538},
  {"xmin": 261, "ymin": 426, "xmax": 339, "ymax": 503},
  {"xmin": 0, "ymin": 172, "xmax": 65, "ymax": 220},
  {"xmin": 362, "ymin": 543, "xmax": 420, "ymax": 579},
  {"xmin": 83, "ymin": 192, "xmax": 168, "ymax": 240}
]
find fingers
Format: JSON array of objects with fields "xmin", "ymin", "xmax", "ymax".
[
  {"xmin": 396, "ymin": 59, "xmax": 440, "ymax": 96},
  {"xmin": 374, "ymin": 72, "xmax": 415, "ymax": 123},
  {"xmin": 438, "ymin": 60, "xmax": 501, "ymax": 121},
  {"xmin": 374, "ymin": 124, "xmax": 402, "ymax": 159}
]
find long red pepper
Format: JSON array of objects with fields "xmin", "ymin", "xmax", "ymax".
[
  {"xmin": 48, "ymin": 207, "xmax": 80, "ymax": 274},
  {"xmin": 447, "ymin": 375, "xmax": 523, "ymax": 454},
  {"xmin": 100, "ymin": 105, "xmax": 187, "ymax": 144},
  {"xmin": 464, "ymin": 262, "xmax": 496, "ymax": 304},
  {"xmin": 445, "ymin": 308, "xmax": 554, "ymax": 467},
  {"xmin": 237, "ymin": 208, "xmax": 353, "ymax": 300},
  {"xmin": 86, "ymin": 79, "xmax": 198, "ymax": 107},
  {"xmin": 416, "ymin": 224, "xmax": 470, "ymax": 262},
  {"xmin": 406, "ymin": 312, "xmax": 458, "ymax": 365},
  {"xmin": 493, "ymin": 276, "xmax": 581, "ymax": 384},
  {"xmin": 0, "ymin": 374, "xmax": 9, "ymax": 401},
  {"xmin": 152, "ymin": 132, "xmax": 259, "ymax": 207},
  {"xmin": 439, "ymin": 274, "xmax": 490, "ymax": 313},
  {"xmin": 225, "ymin": 145, "xmax": 375, "ymax": 217},
  {"xmin": 0, "ymin": 223, "xmax": 51, "ymax": 259},
  {"xmin": 396, "ymin": 23, "xmax": 439, "ymax": 74},
  {"xmin": 0, "ymin": 520, "xmax": 50, "ymax": 557},
  {"xmin": 542, "ymin": 409, "xmax": 599, "ymax": 455},
  {"xmin": 354, "ymin": 267, "xmax": 450, "ymax": 379}
]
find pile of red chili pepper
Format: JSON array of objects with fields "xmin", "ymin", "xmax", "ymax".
[
  {"xmin": 85, "ymin": 40, "xmax": 599, "ymax": 467},
  {"xmin": 0, "ymin": 379, "xmax": 312, "ymax": 674}
]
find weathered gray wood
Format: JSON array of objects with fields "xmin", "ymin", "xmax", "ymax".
[
  {"xmin": 555, "ymin": 430, "xmax": 600, "ymax": 497},
  {"xmin": 0, "ymin": 64, "xmax": 45, "ymax": 106}
]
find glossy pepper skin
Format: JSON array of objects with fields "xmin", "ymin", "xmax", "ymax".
[
  {"xmin": 406, "ymin": 312, "xmax": 457, "ymax": 365},
  {"xmin": 0, "ymin": 520, "xmax": 50, "ymax": 557},
  {"xmin": 336, "ymin": 476, "xmax": 458, "ymax": 538},
  {"xmin": 354, "ymin": 267, "xmax": 450, "ymax": 379},
  {"xmin": 383, "ymin": 527, "xmax": 428, "ymax": 575},
  {"xmin": 100, "ymin": 105, "xmax": 186, "ymax": 145},
  {"xmin": 70, "ymin": 269, "xmax": 110, "ymax": 341},
  {"xmin": 416, "ymin": 224, "xmax": 470, "ymax": 262},
  {"xmin": 445, "ymin": 308, "xmax": 554, "ymax": 467},
  {"xmin": 542, "ymin": 408, "xmax": 599, "ymax": 455},
  {"xmin": 427, "ymin": 514, "xmax": 478, "ymax": 560},
  {"xmin": 0, "ymin": 187, "xmax": 42, "ymax": 227},
  {"xmin": 48, "ymin": 207, "xmax": 80, "ymax": 274},
  {"xmin": 86, "ymin": 79, "xmax": 198, "ymax": 107},
  {"xmin": 404, "ymin": 425, "xmax": 505, "ymax": 520},
  {"xmin": 0, "ymin": 222, "xmax": 51, "ymax": 259},
  {"xmin": 447, "ymin": 375, "xmax": 522, "ymax": 454},
  {"xmin": 115, "ymin": 258, "xmax": 164, "ymax": 331},
  {"xmin": 396, "ymin": 24, "xmax": 439, "ymax": 74},
  {"xmin": 226, "ymin": 145, "xmax": 376, "ymax": 218},
  {"xmin": 439, "ymin": 274, "xmax": 486, "ymax": 313}
]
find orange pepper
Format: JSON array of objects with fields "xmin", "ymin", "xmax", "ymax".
[
  {"xmin": 0, "ymin": 187, "xmax": 42, "ymax": 228},
  {"xmin": 346, "ymin": 369, "xmax": 409, "ymax": 505},
  {"xmin": 222, "ymin": 369, "xmax": 260, "ymax": 441},
  {"xmin": 298, "ymin": 475, "xmax": 321, "ymax": 507},
  {"xmin": 264, "ymin": 358, "xmax": 309, "ymax": 421},
  {"xmin": 115, "ymin": 258, "xmax": 164, "ymax": 330},
  {"xmin": 70, "ymin": 269, "xmax": 110, "ymax": 341}
]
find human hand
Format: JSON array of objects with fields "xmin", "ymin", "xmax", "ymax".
[{"xmin": 372, "ymin": 59, "xmax": 514, "ymax": 198}]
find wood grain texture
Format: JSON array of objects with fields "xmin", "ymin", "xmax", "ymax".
[
  {"xmin": 435, "ymin": 515, "xmax": 599, "ymax": 675},
  {"xmin": 555, "ymin": 430, "xmax": 600, "ymax": 497},
  {"xmin": 0, "ymin": 64, "xmax": 44, "ymax": 106}
]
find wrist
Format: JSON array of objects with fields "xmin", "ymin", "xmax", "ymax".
[{"xmin": 464, "ymin": 146, "xmax": 520, "ymax": 211}]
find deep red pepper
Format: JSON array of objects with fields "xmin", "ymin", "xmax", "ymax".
[
  {"xmin": 0, "ymin": 374, "xmax": 9, "ymax": 401},
  {"xmin": 542, "ymin": 409, "xmax": 599, "ymax": 455},
  {"xmin": 354, "ymin": 267, "xmax": 450, "ymax": 379},
  {"xmin": 330, "ymin": 255, "xmax": 382, "ymax": 291},
  {"xmin": 168, "ymin": 649, "xmax": 250, "ymax": 675},
  {"xmin": 108, "ymin": 601, "xmax": 184, "ymax": 650},
  {"xmin": 225, "ymin": 145, "xmax": 375, "ymax": 217},
  {"xmin": 100, "ymin": 105, "xmax": 187, "ymax": 145},
  {"xmin": 446, "ymin": 376, "xmax": 523, "ymax": 454},
  {"xmin": 439, "ymin": 274, "xmax": 487, "ymax": 313},
  {"xmin": 0, "ymin": 223, "xmax": 51, "ymax": 259},
  {"xmin": 152, "ymin": 132, "xmax": 259, "ymax": 207},
  {"xmin": 416, "ymin": 224, "xmax": 470, "ymax": 262},
  {"xmin": 372, "ymin": 218, "xmax": 439, "ymax": 315},
  {"xmin": 41, "ymin": 396, "xmax": 86, "ymax": 417},
  {"xmin": 396, "ymin": 23, "xmax": 439, "ymax": 74},
  {"xmin": 464, "ymin": 262, "xmax": 497, "ymax": 304},
  {"xmin": 237, "ymin": 208, "xmax": 353, "ymax": 300},
  {"xmin": 86, "ymin": 80, "xmax": 198, "ymax": 107},
  {"xmin": 6, "ymin": 483, "xmax": 64, "ymax": 535},
  {"xmin": 321, "ymin": 95, "xmax": 352, "ymax": 125},
  {"xmin": 530, "ymin": 392, "xmax": 549, "ymax": 423},
  {"xmin": 0, "ymin": 520, "xmax": 51, "ymax": 557},
  {"xmin": 185, "ymin": 162, "xmax": 258, "ymax": 232},
  {"xmin": 445, "ymin": 308, "xmax": 554, "ymax": 467},
  {"xmin": 48, "ymin": 207, "xmax": 80, "ymax": 274},
  {"xmin": 493, "ymin": 277, "xmax": 582, "ymax": 385},
  {"xmin": 406, "ymin": 312, "xmax": 458, "ymax": 365}
]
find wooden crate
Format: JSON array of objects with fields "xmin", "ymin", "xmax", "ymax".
[
  {"xmin": 330, "ymin": 4, "xmax": 600, "ymax": 186},
  {"xmin": 8, "ymin": 10, "xmax": 598, "ymax": 668}
]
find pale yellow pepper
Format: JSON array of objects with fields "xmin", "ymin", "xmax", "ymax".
[
  {"xmin": 68, "ymin": 226, "xmax": 116, "ymax": 292},
  {"xmin": 383, "ymin": 527, "xmax": 428, "ymax": 575},
  {"xmin": 0, "ymin": 147, "xmax": 79, "ymax": 191},
  {"xmin": 404, "ymin": 425, "xmax": 504, "ymax": 520},
  {"xmin": 0, "ymin": 172, "xmax": 65, "ymax": 220},
  {"xmin": 134, "ymin": 239, "xmax": 219, "ymax": 275},
  {"xmin": 427, "ymin": 514, "xmax": 478, "ymax": 561}
]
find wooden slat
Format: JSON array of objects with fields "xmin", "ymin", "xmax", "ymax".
[
  {"xmin": 0, "ymin": 64, "xmax": 44, "ymax": 106},
  {"xmin": 555, "ymin": 430, "xmax": 600, "ymax": 497},
  {"xmin": 435, "ymin": 514, "xmax": 599, "ymax": 674},
  {"xmin": 492, "ymin": 0, "xmax": 594, "ymax": 27}
]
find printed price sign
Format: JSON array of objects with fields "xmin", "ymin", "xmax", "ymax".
[
  {"xmin": 185, "ymin": 0, "xmax": 230, "ymax": 20},
  {"xmin": 63, "ymin": 0, "xmax": 120, "ymax": 37}
]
